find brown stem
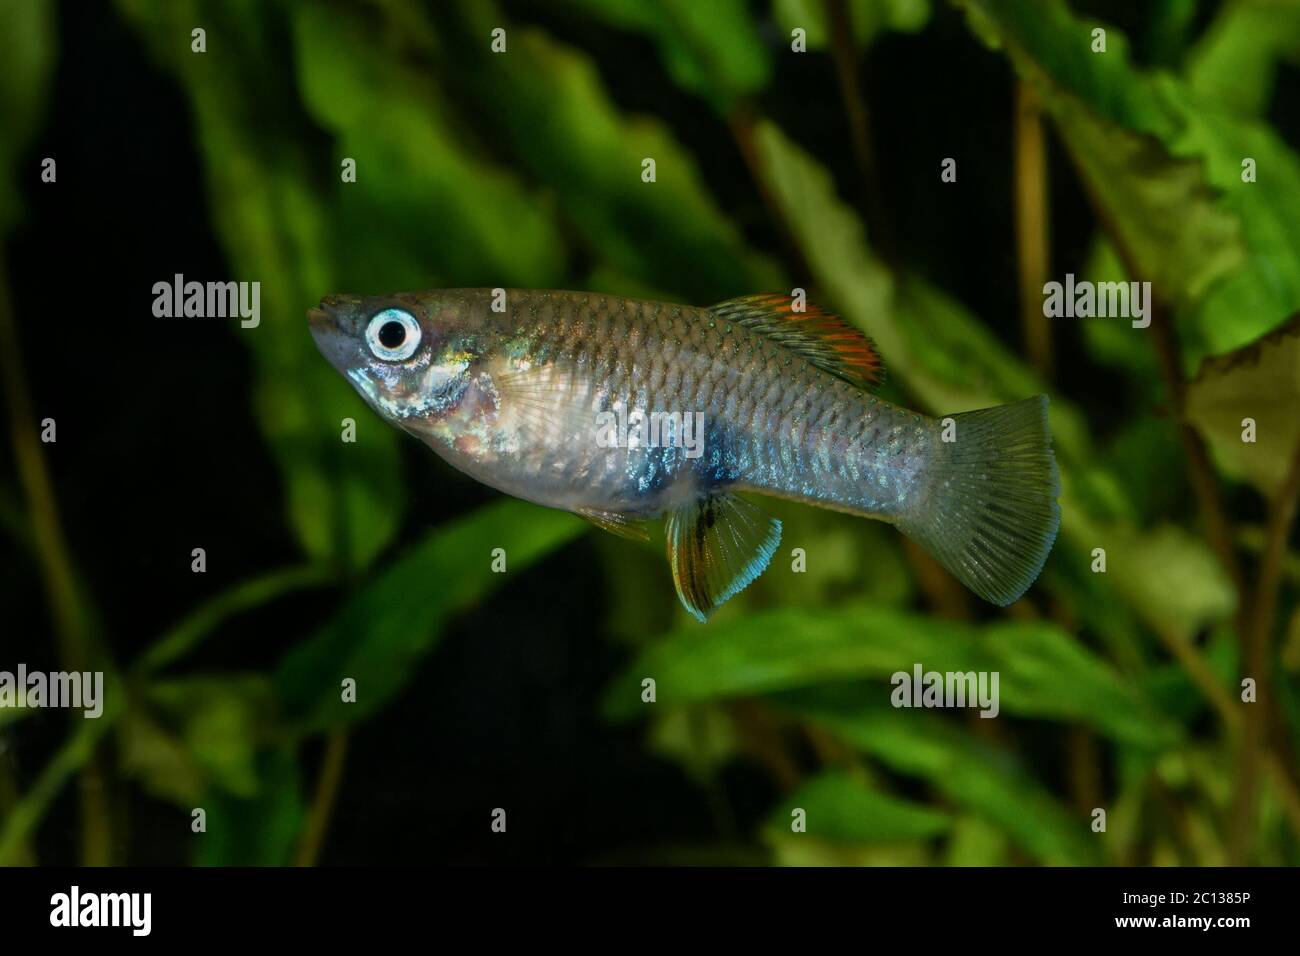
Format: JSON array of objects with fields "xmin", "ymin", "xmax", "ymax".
[
  {"xmin": 728, "ymin": 106, "xmax": 816, "ymax": 284},
  {"xmin": 1148, "ymin": 304, "xmax": 1246, "ymax": 597},
  {"xmin": 0, "ymin": 256, "xmax": 87, "ymax": 670},
  {"xmin": 729, "ymin": 699, "xmax": 802, "ymax": 791},
  {"xmin": 1060, "ymin": 172, "xmax": 1300, "ymax": 854},
  {"xmin": 1265, "ymin": 754, "xmax": 1300, "ymax": 838},
  {"xmin": 824, "ymin": 0, "xmax": 897, "ymax": 263},
  {"xmin": 1066, "ymin": 727, "xmax": 1101, "ymax": 813},
  {"xmin": 0, "ymin": 247, "xmax": 113, "ymax": 864},
  {"xmin": 293, "ymin": 730, "xmax": 349, "ymax": 867},
  {"xmin": 804, "ymin": 722, "xmax": 867, "ymax": 774},
  {"xmin": 1059, "ymin": 145, "xmax": 1245, "ymax": 596},
  {"xmin": 900, "ymin": 536, "xmax": 972, "ymax": 619},
  {"xmin": 1153, "ymin": 625, "xmax": 1240, "ymax": 730},
  {"xmin": 1229, "ymin": 440, "xmax": 1300, "ymax": 862},
  {"xmin": 1150, "ymin": 777, "xmax": 1198, "ymax": 866},
  {"xmin": 1014, "ymin": 80, "xmax": 1051, "ymax": 378}
]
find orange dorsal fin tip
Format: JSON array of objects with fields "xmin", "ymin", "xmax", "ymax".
[{"xmin": 709, "ymin": 293, "xmax": 885, "ymax": 389}]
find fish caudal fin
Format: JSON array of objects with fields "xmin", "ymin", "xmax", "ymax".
[
  {"xmin": 666, "ymin": 492, "xmax": 782, "ymax": 622},
  {"xmin": 898, "ymin": 395, "xmax": 1060, "ymax": 606}
]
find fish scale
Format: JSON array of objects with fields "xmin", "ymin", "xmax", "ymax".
[
  {"xmin": 310, "ymin": 287, "xmax": 1060, "ymax": 617},
  {"xmin": 490, "ymin": 289, "xmax": 934, "ymax": 520}
]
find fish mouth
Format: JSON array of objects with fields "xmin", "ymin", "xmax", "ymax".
[
  {"xmin": 308, "ymin": 299, "xmax": 356, "ymax": 371},
  {"xmin": 309, "ymin": 294, "xmax": 365, "ymax": 331}
]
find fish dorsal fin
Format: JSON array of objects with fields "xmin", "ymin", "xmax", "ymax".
[
  {"xmin": 709, "ymin": 293, "xmax": 884, "ymax": 389},
  {"xmin": 665, "ymin": 492, "xmax": 782, "ymax": 622}
]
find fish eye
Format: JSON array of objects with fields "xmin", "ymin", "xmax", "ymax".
[{"xmin": 365, "ymin": 308, "xmax": 421, "ymax": 361}]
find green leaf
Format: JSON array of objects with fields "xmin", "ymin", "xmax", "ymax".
[
  {"xmin": 773, "ymin": 0, "xmax": 932, "ymax": 50},
  {"xmin": 276, "ymin": 499, "xmax": 585, "ymax": 733},
  {"xmin": 145, "ymin": 675, "xmax": 275, "ymax": 798},
  {"xmin": 118, "ymin": 706, "xmax": 204, "ymax": 807},
  {"xmin": 943, "ymin": 815, "xmax": 1008, "ymax": 866},
  {"xmin": 780, "ymin": 691, "xmax": 1098, "ymax": 864},
  {"xmin": 979, "ymin": 623, "xmax": 1176, "ymax": 745},
  {"xmin": 764, "ymin": 769, "xmax": 951, "ymax": 845},
  {"xmin": 1185, "ymin": 315, "xmax": 1300, "ymax": 497},
  {"xmin": 137, "ymin": 563, "xmax": 334, "ymax": 675},
  {"xmin": 194, "ymin": 746, "xmax": 303, "ymax": 866},
  {"xmin": 604, "ymin": 607, "xmax": 1178, "ymax": 748},
  {"xmin": 1143, "ymin": 0, "xmax": 1199, "ymax": 69},
  {"xmin": 559, "ymin": 0, "xmax": 771, "ymax": 112},
  {"xmin": 1056, "ymin": 109, "xmax": 1245, "ymax": 310},
  {"xmin": 432, "ymin": 0, "xmax": 783, "ymax": 304},
  {"xmin": 645, "ymin": 703, "xmax": 739, "ymax": 778},
  {"xmin": 0, "ymin": 0, "xmax": 55, "ymax": 232},
  {"xmin": 759, "ymin": 504, "xmax": 914, "ymax": 610},
  {"xmin": 114, "ymin": 0, "xmax": 403, "ymax": 570},
  {"xmin": 1060, "ymin": 512, "xmax": 1236, "ymax": 643},
  {"xmin": 1186, "ymin": 0, "xmax": 1300, "ymax": 115},
  {"xmin": 291, "ymin": 4, "xmax": 565, "ymax": 291},
  {"xmin": 956, "ymin": 0, "xmax": 1300, "ymax": 368},
  {"xmin": 1078, "ymin": 233, "xmax": 1165, "ymax": 387}
]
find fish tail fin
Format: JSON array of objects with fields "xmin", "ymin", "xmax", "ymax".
[{"xmin": 897, "ymin": 395, "xmax": 1060, "ymax": 606}]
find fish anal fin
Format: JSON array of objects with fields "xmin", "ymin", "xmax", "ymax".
[
  {"xmin": 710, "ymin": 293, "xmax": 884, "ymax": 389},
  {"xmin": 665, "ymin": 492, "xmax": 782, "ymax": 622},
  {"xmin": 576, "ymin": 507, "xmax": 651, "ymax": 541}
]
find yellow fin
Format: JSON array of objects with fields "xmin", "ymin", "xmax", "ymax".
[
  {"xmin": 665, "ymin": 492, "xmax": 782, "ymax": 622},
  {"xmin": 576, "ymin": 508, "xmax": 650, "ymax": 541}
]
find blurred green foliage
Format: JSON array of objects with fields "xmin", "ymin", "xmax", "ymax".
[{"xmin": 3, "ymin": 0, "xmax": 1300, "ymax": 867}]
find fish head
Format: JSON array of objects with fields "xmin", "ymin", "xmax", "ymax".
[{"xmin": 308, "ymin": 291, "xmax": 493, "ymax": 437}]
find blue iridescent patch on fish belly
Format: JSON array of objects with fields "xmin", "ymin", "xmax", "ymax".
[{"xmin": 693, "ymin": 420, "xmax": 743, "ymax": 487}]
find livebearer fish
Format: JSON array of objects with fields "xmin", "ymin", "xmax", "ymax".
[{"xmin": 309, "ymin": 290, "xmax": 1060, "ymax": 620}]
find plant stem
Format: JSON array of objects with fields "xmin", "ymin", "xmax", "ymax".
[
  {"xmin": 0, "ymin": 256, "xmax": 88, "ymax": 670},
  {"xmin": 1014, "ymin": 80, "xmax": 1051, "ymax": 378},
  {"xmin": 1065, "ymin": 188, "xmax": 1300, "ymax": 855},
  {"xmin": 824, "ymin": 0, "xmax": 897, "ymax": 263},
  {"xmin": 1151, "ymin": 625, "xmax": 1239, "ymax": 730},
  {"xmin": 730, "ymin": 699, "xmax": 802, "ymax": 790},
  {"xmin": 135, "ymin": 563, "xmax": 334, "ymax": 675},
  {"xmin": 1148, "ymin": 303, "xmax": 1245, "ymax": 597},
  {"xmin": 0, "ymin": 698, "xmax": 118, "ymax": 865},
  {"xmin": 293, "ymin": 729, "xmax": 349, "ymax": 866},
  {"xmin": 1229, "ymin": 440, "xmax": 1300, "ymax": 862},
  {"xmin": 0, "ymin": 247, "xmax": 113, "ymax": 864},
  {"xmin": 0, "ymin": 758, "xmax": 35, "ymax": 865},
  {"xmin": 728, "ymin": 106, "xmax": 816, "ymax": 283}
]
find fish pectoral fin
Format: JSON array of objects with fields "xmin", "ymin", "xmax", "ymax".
[
  {"xmin": 493, "ymin": 359, "xmax": 597, "ymax": 443},
  {"xmin": 576, "ymin": 508, "xmax": 651, "ymax": 541},
  {"xmin": 665, "ymin": 492, "xmax": 782, "ymax": 623}
]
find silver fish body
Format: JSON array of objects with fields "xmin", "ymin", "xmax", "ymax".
[{"xmin": 310, "ymin": 288, "xmax": 1059, "ymax": 619}]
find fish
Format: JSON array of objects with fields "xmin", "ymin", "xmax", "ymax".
[{"xmin": 309, "ymin": 289, "xmax": 1060, "ymax": 621}]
